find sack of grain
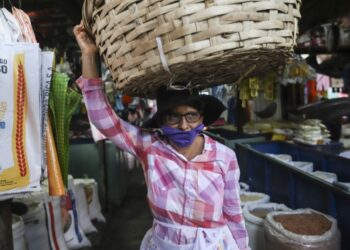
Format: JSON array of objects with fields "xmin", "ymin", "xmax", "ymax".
[
  {"xmin": 243, "ymin": 202, "xmax": 291, "ymax": 250},
  {"xmin": 83, "ymin": 0, "xmax": 301, "ymax": 96},
  {"xmin": 264, "ymin": 209, "xmax": 341, "ymax": 250},
  {"xmin": 74, "ymin": 178, "xmax": 106, "ymax": 223},
  {"xmin": 240, "ymin": 191, "xmax": 270, "ymax": 207}
]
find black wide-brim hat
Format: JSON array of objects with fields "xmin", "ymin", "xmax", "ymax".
[{"xmin": 143, "ymin": 86, "xmax": 226, "ymax": 128}]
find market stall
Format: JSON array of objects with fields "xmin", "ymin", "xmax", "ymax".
[{"xmin": 1, "ymin": 0, "xmax": 350, "ymax": 249}]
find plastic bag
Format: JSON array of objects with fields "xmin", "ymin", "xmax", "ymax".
[
  {"xmin": 72, "ymin": 180, "xmax": 97, "ymax": 233},
  {"xmin": 23, "ymin": 198, "xmax": 68, "ymax": 250},
  {"xmin": 0, "ymin": 8, "xmax": 21, "ymax": 42},
  {"xmin": 243, "ymin": 202, "xmax": 291, "ymax": 250},
  {"xmin": 63, "ymin": 177, "xmax": 91, "ymax": 249},
  {"xmin": 264, "ymin": 208, "xmax": 341, "ymax": 250},
  {"xmin": 239, "ymin": 182, "xmax": 250, "ymax": 192},
  {"xmin": 0, "ymin": 43, "xmax": 42, "ymax": 195},
  {"xmin": 15, "ymin": 189, "xmax": 68, "ymax": 250},
  {"xmin": 12, "ymin": 214, "xmax": 27, "ymax": 250},
  {"xmin": 240, "ymin": 191, "xmax": 270, "ymax": 207}
]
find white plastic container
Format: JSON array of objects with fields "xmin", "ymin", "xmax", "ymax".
[
  {"xmin": 240, "ymin": 191, "xmax": 270, "ymax": 208},
  {"xmin": 342, "ymin": 124, "xmax": 350, "ymax": 137},
  {"xmin": 288, "ymin": 161, "xmax": 314, "ymax": 173},
  {"xmin": 266, "ymin": 154, "xmax": 293, "ymax": 162},
  {"xmin": 312, "ymin": 171, "xmax": 338, "ymax": 183},
  {"xmin": 243, "ymin": 203, "xmax": 291, "ymax": 250},
  {"xmin": 339, "ymin": 150, "xmax": 350, "ymax": 159},
  {"xmin": 12, "ymin": 214, "xmax": 27, "ymax": 250}
]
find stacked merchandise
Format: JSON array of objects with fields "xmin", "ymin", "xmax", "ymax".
[
  {"xmin": 243, "ymin": 120, "xmax": 295, "ymax": 137},
  {"xmin": 1, "ymin": 5, "xmax": 107, "ymax": 250},
  {"xmin": 238, "ymin": 179, "xmax": 341, "ymax": 250},
  {"xmin": 13, "ymin": 176, "xmax": 106, "ymax": 250},
  {"xmin": 293, "ymin": 119, "xmax": 331, "ymax": 145},
  {"xmin": 0, "ymin": 7, "xmax": 53, "ymax": 197}
]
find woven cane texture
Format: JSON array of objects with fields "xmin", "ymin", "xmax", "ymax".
[{"xmin": 84, "ymin": 0, "xmax": 302, "ymax": 97}]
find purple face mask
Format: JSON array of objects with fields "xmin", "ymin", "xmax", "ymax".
[{"xmin": 161, "ymin": 124, "xmax": 205, "ymax": 148}]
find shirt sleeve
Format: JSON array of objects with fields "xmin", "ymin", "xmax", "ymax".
[
  {"xmin": 76, "ymin": 77, "xmax": 154, "ymax": 158},
  {"xmin": 223, "ymin": 153, "xmax": 250, "ymax": 250}
]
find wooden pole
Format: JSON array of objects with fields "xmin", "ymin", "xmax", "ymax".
[{"xmin": 0, "ymin": 199, "xmax": 13, "ymax": 250}]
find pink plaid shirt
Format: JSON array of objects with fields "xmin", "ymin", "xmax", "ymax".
[{"xmin": 77, "ymin": 77, "xmax": 249, "ymax": 249}]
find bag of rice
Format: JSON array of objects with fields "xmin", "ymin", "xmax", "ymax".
[
  {"xmin": 243, "ymin": 203, "xmax": 291, "ymax": 250},
  {"xmin": 264, "ymin": 209, "xmax": 341, "ymax": 250},
  {"xmin": 240, "ymin": 191, "xmax": 270, "ymax": 207}
]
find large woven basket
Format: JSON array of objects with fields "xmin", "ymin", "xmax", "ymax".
[{"xmin": 83, "ymin": 0, "xmax": 302, "ymax": 97}]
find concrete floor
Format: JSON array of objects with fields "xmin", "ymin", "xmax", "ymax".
[{"xmin": 91, "ymin": 166, "xmax": 153, "ymax": 250}]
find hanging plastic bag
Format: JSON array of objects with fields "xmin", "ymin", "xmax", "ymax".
[
  {"xmin": 40, "ymin": 51, "xmax": 55, "ymax": 177},
  {"xmin": 11, "ymin": 7, "xmax": 37, "ymax": 43},
  {"xmin": 0, "ymin": 8, "xmax": 21, "ymax": 42},
  {"xmin": 0, "ymin": 43, "xmax": 42, "ymax": 195}
]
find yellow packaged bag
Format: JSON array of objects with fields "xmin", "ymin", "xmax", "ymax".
[{"xmin": 0, "ymin": 43, "xmax": 41, "ymax": 195}]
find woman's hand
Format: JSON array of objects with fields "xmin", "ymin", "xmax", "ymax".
[
  {"xmin": 73, "ymin": 22, "xmax": 98, "ymax": 55},
  {"xmin": 73, "ymin": 22, "xmax": 99, "ymax": 78}
]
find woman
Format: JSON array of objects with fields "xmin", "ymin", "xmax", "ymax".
[{"xmin": 73, "ymin": 23, "xmax": 249, "ymax": 250}]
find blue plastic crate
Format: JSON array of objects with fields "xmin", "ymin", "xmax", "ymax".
[{"xmin": 241, "ymin": 141, "xmax": 350, "ymax": 181}]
